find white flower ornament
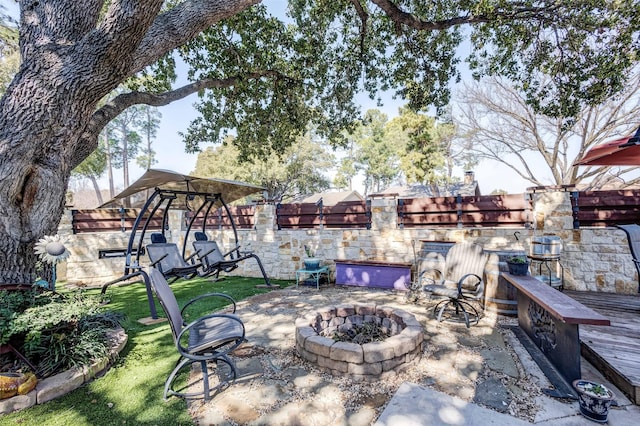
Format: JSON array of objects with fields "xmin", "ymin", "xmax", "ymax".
[{"xmin": 34, "ymin": 234, "xmax": 70, "ymax": 264}]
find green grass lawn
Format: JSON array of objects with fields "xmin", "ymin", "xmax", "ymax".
[{"xmin": 0, "ymin": 276, "xmax": 291, "ymax": 426}]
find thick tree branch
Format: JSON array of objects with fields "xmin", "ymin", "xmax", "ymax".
[
  {"xmin": 130, "ymin": 0, "xmax": 261, "ymax": 74},
  {"xmin": 370, "ymin": 0, "xmax": 559, "ymax": 31},
  {"xmin": 19, "ymin": 0, "xmax": 104, "ymax": 60},
  {"xmin": 75, "ymin": 69, "xmax": 287, "ymax": 165},
  {"xmin": 349, "ymin": 0, "xmax": 369, "ymax": 57},
  {"xmin": 92, "ymin": 0, "xmax": 163, "ymax": 61}
]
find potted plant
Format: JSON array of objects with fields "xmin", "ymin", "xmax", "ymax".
[
  {"xmin": 506, "ymin": 255, "xmax": 529, "ymax": 275},
  {"xmin": 303, "ymin": 245, "xmax": 321, "ymax": 270},
  {"xmin": 572, "ymin": 379, "xmax": 615, "ymax": 423}
]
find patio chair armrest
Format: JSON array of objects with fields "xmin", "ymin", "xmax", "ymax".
[
  {"xmin": 456, "ymin": 273, "xmax": 482, "ymax": 293},
  {"xmin": 418, "ymin": 268, "xmax": 442, "ymax": 285},
  {"xmin": 181, "ymin": 292, "xmax": 237, "ymax": 316},
  {"xmin": 176, "ymin": 313, "xmax": 245, "ymax": 360},
  {"xmin": 195, "ymin": 247, "xmax": 217, "ymax": 260},
  {"xmin": 223, "ymin": 245, "xmax": 243, "ymax": 259},
  {"xmin": 150, "ymin": 253, "xmax": 168, "ymax": 268}
]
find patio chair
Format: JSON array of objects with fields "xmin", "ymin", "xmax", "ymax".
[
  {"xmin": 146, "ymin": 233, "xmax": 201, "ymax": 281},
  {"xmin": 192, "ymin": 232, "xmax": 271, "ymax": 286},
  {"xmin": 148, "ymin": 267, "xmax": 245, "ymax": 401},
  {"xmin": 422, "ymin": 242, "xmax": 489, "ymax": 327},
  {"xmin": 616, "ymin": 224, "xmax": 640, "ymax": 291}
]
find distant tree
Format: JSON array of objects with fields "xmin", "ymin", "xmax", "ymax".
[
  {"xmin": 436, "ymin": 109, "xmax": 477, "ymax": 180},
  {"xmin": 454, "ymin": 74, "xmax": 640, "ymax": 189},
  {"xmin": 103, "ymin": 124, "xmax": 117, "ymax": 199},
  {"xmin": 351, "ymin": 110, "xmax": 400, "ymax": 194},
  {"xmin": 111, "ymin": 107, "xmax": 143, "ymax": 189},
  {"xmin": 71, "ymin": 145, "xmax": 107, "ymax": 205},
  {"xmin": 334, "ymin": 147, "xmax": 357, "ymax": 191},
  {"xmin": 386, "ymin": 107, "xmax": 455, "ymax": 191},
  {"xmin": 193, "ymin": 133, "xmax": 333, "ymax": 202},
  {"xmin": 346, "ymin": 107, "xmax": 465, "ymax": 195},
  {"xmin": 135, "ymin": 105, "xmax": 161, "ymax": 170}
]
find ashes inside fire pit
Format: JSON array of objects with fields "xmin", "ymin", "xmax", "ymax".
[{"xmin": 295, "ymin": 303, "xmax": 423, "ymax": 380}]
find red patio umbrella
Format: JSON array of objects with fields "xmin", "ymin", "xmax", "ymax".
[{"xmin": 575, "ymin": 127, "xmax": 640, "ymax": 166}]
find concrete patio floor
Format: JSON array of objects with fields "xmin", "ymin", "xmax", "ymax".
[{"xmin": 185, "ymin": 284, "xmax": 640, "ymax": 425}]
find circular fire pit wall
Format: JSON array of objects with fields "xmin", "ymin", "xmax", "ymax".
[{"xmin": 295, "ymin": 303, "xmax": 423, "ymax": 380}]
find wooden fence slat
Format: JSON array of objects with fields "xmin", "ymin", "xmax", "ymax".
[
  {"xmin": 276, "ymin": 201, "xmax": 370, "ymax": 229},
  {"xmin": 575, "ymin": 196, "xmax": 640, "ymax": 207},
  {"xmin": 401, "ymin": 213, "xmax": 459, "ymax": 224},
  {"xmin": 397, "ymin": 193, "xmax": 531, "ymax": 228},
  {"xmin": 572, "ymin": 189, "xmax": 640, "ymax": 228},
  {"xmin": 186, "ymin": 205, "xmax": 256, "ymax": 230},
  {"xmin": 72, "ymin": 208, "xmax": 166, "ymax": 233}
]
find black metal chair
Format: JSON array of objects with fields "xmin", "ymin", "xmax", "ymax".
[
  {"xmin": 616, "ymin": 224, "xmax": 640, "ymax": 292},
  {"xmin": 146, "ymin": 233, "xmax": 201, "ymax": 281},
  {"xmin": 192, "ymin": 232, "xmax": 241, "ymax": 277},
  {"xmin": 148, "ymin": 267, "xmax": 245, "ymax": 401},
  {"xmin": 422, "ymin": 242, "xmax": 489, "ymax": 327},
  {"xmin": 192, "ymin": 231, "xmax": 272, "ymax": 286}
]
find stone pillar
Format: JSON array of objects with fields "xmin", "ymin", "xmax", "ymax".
[
  {"xmin": 254, "ymin": 203, "xmax": 276, "ymax": 231},
  {"xmin": 370, "ymin": 197, "xmax": 398, "ymax": 231},
  {"xmin": 166, "ymin": 209, "xmax": 186, "ymax": 249},
  {"xmin": 529, "ymin": 188, "xmax": 575, "ymax": 289},
  {"xmin": 530, "ymin": 189, "xmax": 573, "ymax": 234}
]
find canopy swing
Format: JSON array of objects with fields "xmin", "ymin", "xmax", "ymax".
[{"xmin": 99, "ymin": 169, "xmax": 271, "ymax": 319}]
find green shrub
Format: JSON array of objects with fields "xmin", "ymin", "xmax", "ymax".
[{"xmin": 0, "ymin": 289, "xmax": 123, "ymax": 377}]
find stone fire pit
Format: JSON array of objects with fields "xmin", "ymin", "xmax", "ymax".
[{"xmin": 295, "ymin": 303, "xmax": 423, "ymax": 380}]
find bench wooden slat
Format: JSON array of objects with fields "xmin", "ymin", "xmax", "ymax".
[
  {"xmin": 333, "ymin": 259, "xmax": 413, "ymax": 268},
  {"xmin": 502, "ymin": 273, "xmax": 610, "ymax": 326}
]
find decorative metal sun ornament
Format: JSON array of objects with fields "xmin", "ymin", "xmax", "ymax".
[{"xmin": 34, "ymin": 234, "xmax": 70, "ymax": 264}]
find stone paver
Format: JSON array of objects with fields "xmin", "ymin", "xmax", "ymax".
[
  {"xmin": 474, "ymin": 378, "xmax": 511, "ymax": 412},
  {"xmin": 481, "ymin": 348, "xmax": 519, "ymax": 378},
  {"xmin": 375, "ymin": 382, "xmax": 529, "ymax": 426}
]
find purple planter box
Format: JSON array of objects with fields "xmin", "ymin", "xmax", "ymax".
[{"xmin": 334, "ymin": 260, "xmax": 412, "ymax": 290}]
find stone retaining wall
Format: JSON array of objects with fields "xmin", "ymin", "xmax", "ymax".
[
  {"xmin": 59, "ymin": 189, "xmax": 638, "ymax": 294},
  {"xmin": 0, "ymin": 327, "xmax": 127, "ymax": 414}
]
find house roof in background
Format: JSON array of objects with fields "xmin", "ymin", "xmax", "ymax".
[
  {"xmin": 295, "ymin": 190, "xmax": 365, "ymax": 205},
  {"xmin": 370, "ymin": 181, "xmax": 480, "ymax": 198}
]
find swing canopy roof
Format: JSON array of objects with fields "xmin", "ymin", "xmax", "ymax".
[{"xmin": 100, "ymin": 169, "xmax": 265, "ymax": 208}]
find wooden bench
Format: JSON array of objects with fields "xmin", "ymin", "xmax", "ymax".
[{"xmin": 502, "ymin": 273, "xmax": 610, "ymax": 385}]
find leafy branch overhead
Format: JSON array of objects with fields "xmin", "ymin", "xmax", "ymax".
[{"xmin": 148, "ymin": 1, "xmax": 640, "ymax": 157}]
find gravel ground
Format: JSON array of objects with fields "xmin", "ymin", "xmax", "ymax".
[{"xmin": 186, "ymin": 284, "xmax": 546, "ymax": 425}]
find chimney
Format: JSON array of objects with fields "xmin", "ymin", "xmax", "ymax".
[{"xmin": 464, "ymin": 171, "xmax": 475, "ymax": 185}]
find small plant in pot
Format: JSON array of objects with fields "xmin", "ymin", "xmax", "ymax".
[
  {"xmin": 303, "ymin": 245, "xmax": 321, "ymax": 270},
  {"xmin": 572, "ymin": 379, "xmax": 615, "ymax": 423},
  {"xmin": 507, "ymin": 255, "xmax": 529, "ymax": 275}
]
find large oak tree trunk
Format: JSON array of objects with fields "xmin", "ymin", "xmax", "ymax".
[
  {"xmin": 0, "ymin": 66, "xmax": 95, "ymax": 283},
  {"xmin": 0, "ymin": 0, "xmax": 259, "ymax": 283}
]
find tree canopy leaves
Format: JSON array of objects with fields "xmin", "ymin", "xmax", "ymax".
[
  {"xmin": 171, "ymin": 1, "xmax": 640, "ymax": 159},
  {"xmin": 193, "ymin": 133, "xmax": 333, "ymax": 202}
]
